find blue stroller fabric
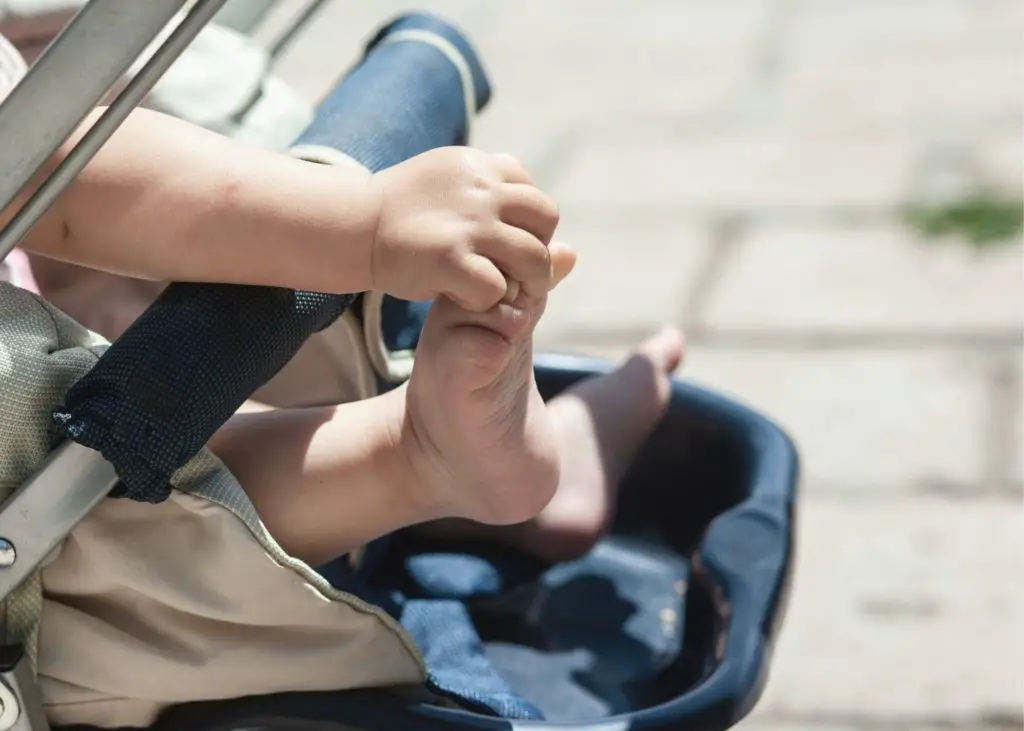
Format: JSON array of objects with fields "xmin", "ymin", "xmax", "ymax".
[
  {"xmin": 482, "ymin": 537, "xmax": 689, "ymax": 721},
  {"xmin": 335, "ymin": 534, "xmax": 690, "ymax": 722}
]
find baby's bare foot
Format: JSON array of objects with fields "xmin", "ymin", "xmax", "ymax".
[
  {"xmin": 401, "ymin": 290, "xmax": 560, "ymax": 526},
  {"xmin": 416, "ymin": 327, "xmax": 685, "ymax": 562},
  {"xmin": 512, "ymin": 327, "xmax": 685, "ymax": 562}
]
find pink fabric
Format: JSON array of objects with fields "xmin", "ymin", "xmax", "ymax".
[
  {"xmin": 0, "ymin": 32, "xmax": 40, "ymax": 293},
  {"xmin": 1, "ymin": 248, "xmax": 40, "ymax": 292}
]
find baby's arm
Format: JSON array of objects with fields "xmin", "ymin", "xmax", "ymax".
[
  {"xmin": 7, "ymin": 108, "xmax": 379, "ymax": 294},
  {"xmin": 207, "ymin": 388, "xmax": 437, "ymax": 566},
  {"xmin": 7, "ymin": 107, "xmax": 561, "ymax": 312}
]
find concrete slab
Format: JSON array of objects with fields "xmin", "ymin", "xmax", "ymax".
[
  {"xmin": 535, "ymin": 214, "xmax": 713, "ymax": 342},
  {"xmin": 698, "ymin": 223, "xmax": 1023, "ymax": 334},
  {"xmin": 754, "ymin": 497, "xmax": 1023, "ymax": 717},
  {"xmin": 560, "ymin": 344, "xmax": 994, "ymax": 492},
  {"xmin": 550, "ymin": 130, "xmax": 915, "ymax": 213}
]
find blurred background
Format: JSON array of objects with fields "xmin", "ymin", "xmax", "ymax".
[
  {"xmin": 5, "ymin": 0, "xmax": 1022, "ymax": 729},
  {"xmin": 262, "ymin": 2, "xmax": 1023, "ymax": 729}
]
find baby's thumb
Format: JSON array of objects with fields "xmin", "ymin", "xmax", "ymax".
[{"xmin": 549, "ymin": 241, "xmax": 578, "ymax": 290}]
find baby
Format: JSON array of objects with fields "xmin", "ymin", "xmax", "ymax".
[
  {"xmin": 8, "ymin": 106, "xmax": 685, "ymax": 566},
  {"xmin": 0, "ymin": 29, "xmax": 686, "ymax": 729}
]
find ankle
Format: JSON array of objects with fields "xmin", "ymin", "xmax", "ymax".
[{"xmin": 381, "ymin": 386, "xmax": 459, "ymax": 524}]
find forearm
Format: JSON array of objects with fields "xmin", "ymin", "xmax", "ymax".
[
  {"xmin": 207, "ymin": 388, "xmax": 436, "ymax": 566},
  {"xmin": 12, "ymin": 108, "xmax": 378, "ymax": 293}
]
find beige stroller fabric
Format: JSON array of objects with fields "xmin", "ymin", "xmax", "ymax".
[{"xmin": 0, "ymin": 283, "xmax": 425, "ymax": 729}]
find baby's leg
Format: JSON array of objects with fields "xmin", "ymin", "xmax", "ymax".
[
  {"xmin": 421, "ymin": 327, "xmax": 685, "ymax": 563},
  {"xmin": 209, "ymin": 262, "xmax": 569, "ymax": 565},
  {"xmin": 209, "ymin": 390, "xmax": 431, "ymax": 566}
]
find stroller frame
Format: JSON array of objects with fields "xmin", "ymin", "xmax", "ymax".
[{"xmin": 0, "ymin": 3, "xmax": 229, "ymax": 728}]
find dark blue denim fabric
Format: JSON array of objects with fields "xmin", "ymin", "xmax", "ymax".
[
  {"xmin": 380, "ymin": 296, "xmax": 432, "ymax": 353},
  {"xmin": 318, "ymin": 534, "xmax": 545, "ymax": 720},
  {"xmin": 320, "ymin": 533, "xmax": 689, "ymax": 722},
  {"xmin": 296, "ymin": 12, "xmax": 490, "ymax": 171}
]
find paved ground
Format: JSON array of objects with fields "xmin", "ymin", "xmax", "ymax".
[{"xmin": 261, "ymin": 1, "xmax": 1023, "ymax": 728}]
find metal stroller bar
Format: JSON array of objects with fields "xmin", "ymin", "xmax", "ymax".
[
  {"xmin": 0, "ymin": 0, "xmax": 230, "ymax": 264},
  {"xmin": 266, "ymin": 0, "xmax": 332, "ymax": 60},
  {"xmin": 0, "ymin": 0, "xmax": 341, "ymax": 597},
  {"xmin": 0, "ymin": 644, "xmax": 48, "ymax": 731},
  {"xmin": 0, "ymin": 442, "xmax": 117, "ymax": 604},
  {"xmin": 0, "ymin": 0, "xmax": 346, "ymax": 585},
  {"xmin": 212, "ymin": 0, "xmax": 280, "ymax": 34},
  {"xmin": 0, "ymin": 5, "xmax": 231, "ymax": 728},
  {"xmin": 0, "ymin": 0, "xmax": 240, "ymax": 603}
]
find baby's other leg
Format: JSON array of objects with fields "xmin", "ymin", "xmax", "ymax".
[{"xmin": 515, "ymin": 328, "xmax": 684, "ymax": 561}]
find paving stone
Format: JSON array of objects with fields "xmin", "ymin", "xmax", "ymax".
[
  {"xmin": 551, "ymin": 130, "xmax": 914, "ymax": 213},
  {"xmin": 698, "ymin": 223, "xmax": 1024, "ymax": 334},
  {"xmin": 554, "ymin": 344, "xmax": 992, "ymax": 492},
  {"xmin": 470, "ymin": 0, "xmax": 771, "ymax": 161},
  {"xmin": 479, "ymin": 0, "xmax": 774, "ymax": 51},
  {"xmin": 684, "ymin": 347, "xmax": 995, "ymax": 491},
  {"xmin": 736, "ymin": 723, "xmax": 955, "ymax": 731},
  {"xmin": 787, "ymin": 0, "xmax": 1023, "ymax": 57},
  {"xmin": 736, "ymin": 722, "xmax": 995, "ymax": 731},
  {"xmin": 752, "ymin": 497, "xmax": 1023, "ymax": 717},
  {"xmin": 976, "ymin": 129, "xmax": 1023, "ymax": 192},
  {"xmin": 775, "ymin": 51, "xmax": 1023, "ymax": 135},
  {"xmin": 736, "ymin": 724, "xmax": 866, "ymax": 731},
  {"xmin": 534, "ymin": 215, "xmax": 713, "ymax": 343},
  {"xmin": 771, "ymin": 0, "xmax": 1022, "ymax": 135},
  {"xmin": 1006, "ymin": 352, "xmax": 1023, "ymax": 484}
]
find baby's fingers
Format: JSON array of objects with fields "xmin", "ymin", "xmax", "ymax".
[
  {"xmin": 490, "ymin": 153, "xmax": 535, "ymax": 185},
  {"xmin": 446, "ymin": 255, "xmax": 508, "ymax": 312},
  {"xmin": 479, "ymin": 224, "xmax": 552, "ymax": 298},
  {"xmin": 499, "ymin": 183, "xmax": 559, "ymax": 245}
]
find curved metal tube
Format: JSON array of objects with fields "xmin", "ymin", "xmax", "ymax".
[{"xmin": 0, "ymin": 0, "xmax": 228, "ymax": 263}]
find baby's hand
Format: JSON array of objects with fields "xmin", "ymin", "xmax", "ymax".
[{"xmin": 367, "ymin": 147, "xmax": 559, "ymax": 311}]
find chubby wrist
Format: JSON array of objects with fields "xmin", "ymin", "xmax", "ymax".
[{"xmin": 280, "ymin": 157, "xmax": 381, "ymax": 295}]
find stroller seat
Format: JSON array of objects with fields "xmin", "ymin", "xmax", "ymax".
[
  {"xmin": 0, "ymin": 3, "xmax": 799, "ymax": 730},
  {"xmin": 43, "ymin": 354, "xmax": 796, "ymax": 731}
]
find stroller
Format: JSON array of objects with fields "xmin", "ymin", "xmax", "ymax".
[{"xmin": 0, "ymin": 1, "xmax": 800, "ymax": 729}]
